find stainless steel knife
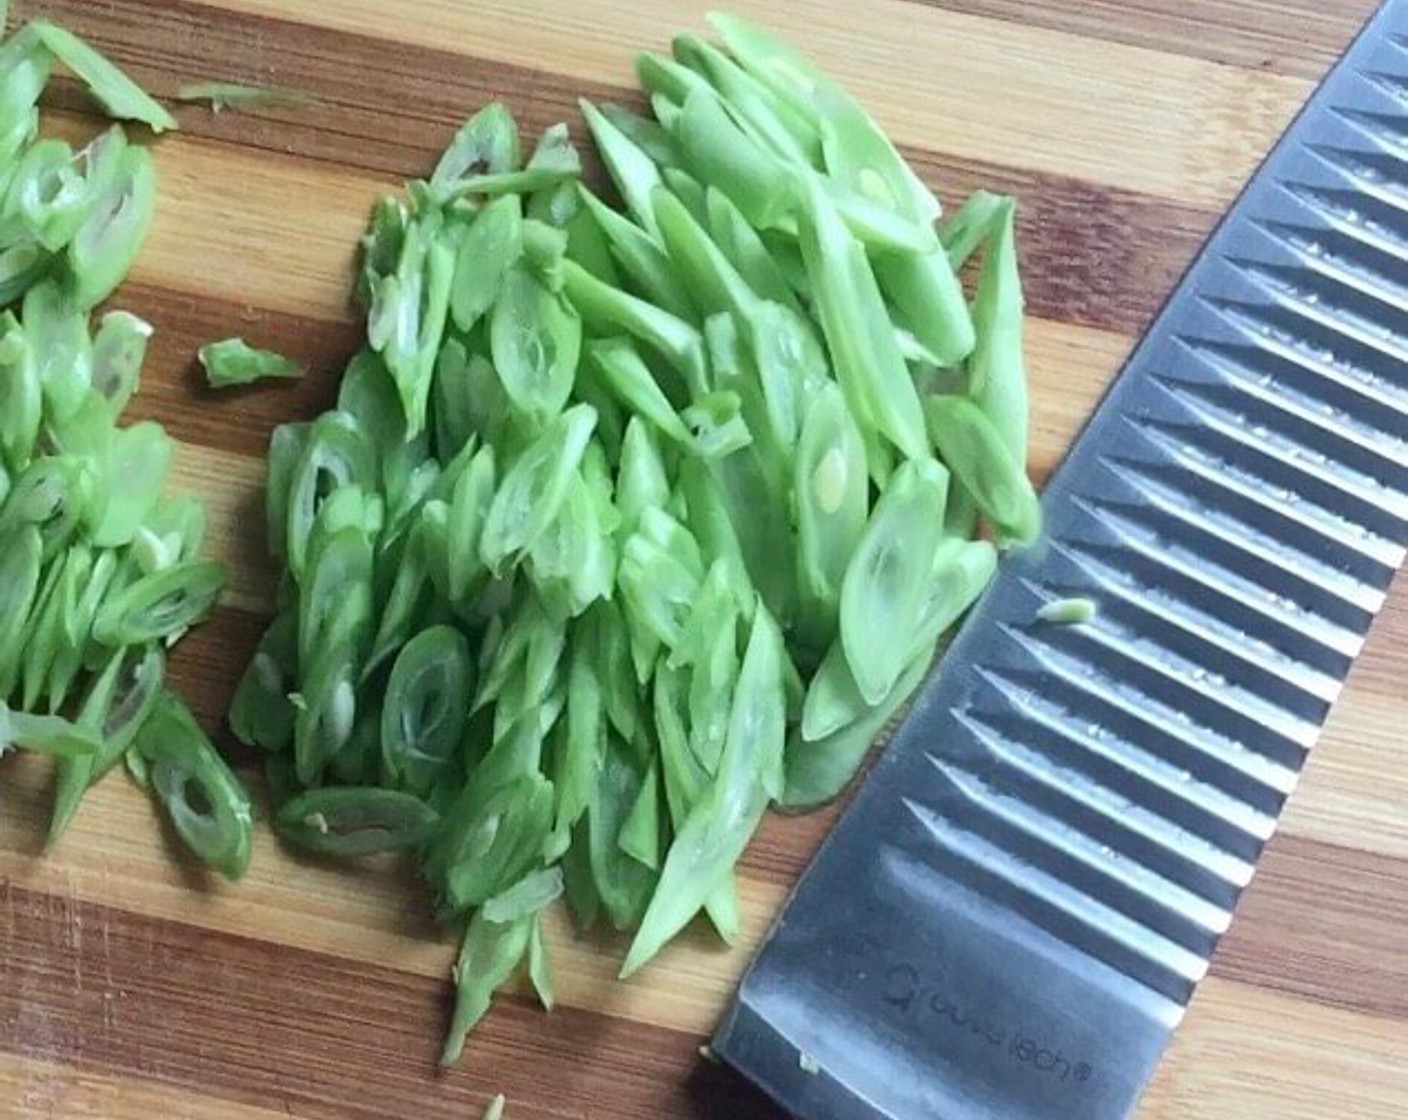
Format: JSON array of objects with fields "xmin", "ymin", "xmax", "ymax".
[{"xmin": 712, "ymin": 1, "xmax": 1408, "ymax": 1117}]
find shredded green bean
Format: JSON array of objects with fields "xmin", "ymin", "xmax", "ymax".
[{"xmin": 211, "ymin": 11, "xmax": 1042, "ymax": 1061}]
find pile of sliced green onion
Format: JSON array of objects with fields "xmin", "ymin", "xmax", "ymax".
[
  {"xmin": 229, "ymin": 14, "xmax": 1039, "ymax": 1061},
  {"xmin": 0, "ymin": 13, "xmax": 247, "ymax": 877}
]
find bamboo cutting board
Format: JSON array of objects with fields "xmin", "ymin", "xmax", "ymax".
[{"xmin": 2, "ymin": 1, "xmax": 1405, "ymax": 1117}]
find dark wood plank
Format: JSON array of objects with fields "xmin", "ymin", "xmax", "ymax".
[
  {"xmin": 113, "ymin": 285, "xmax": 354, "ymax": 460},
  {"xmin": 0, "ymin": 883, "xmax": 786, "ymax": 1120},
  {"xmin": 1213, "ymin": 834, "xmax": 1408, "ymax": 1022}
]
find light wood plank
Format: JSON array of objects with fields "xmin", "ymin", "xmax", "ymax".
[
  {"xmin": 1143, "ymin": 979, "xmax": 1408, "ymax": 1119},
  {"xmin": 1, "ymin": 1056, "xmax": 292, "ymax": 1120}
]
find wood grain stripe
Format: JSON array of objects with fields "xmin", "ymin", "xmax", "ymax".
[
  {"xmin": 32, "ymin": 0, "xmax": 1217, "ymax": 339},
  {"xmin": 2, "ymin": 1055, "xmax": 295, "ymax": 1120},
  {"xmin": 0, "ymin": 883, "xmax": 785, "ymax": 1120},
  {"xmin": 1215, "ymin": 834, "xmax": 1408, "ymax": 1021},
  {"xmin": 3, "ymin": 883, "xmax": 1405, "ymax": 1120},
  {"xmin": 1144, "ymin": 978, "xmax": 1408, "ymax": 1120},
  {"xmin": 907, "ymin": 0, "xmax": 1376, "ymax": 80},
  {"xmin": 173, "ymin": 0, "xmax": 1314, "ymax": 208},
  {"xmin": 5, "ymin": 728, "xmax": 1407, "ymax": 1037}
]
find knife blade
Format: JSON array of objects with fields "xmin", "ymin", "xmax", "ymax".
[{"xmin": 712, "ymin": 1, "xmax": 1408, "ymax": 1117}]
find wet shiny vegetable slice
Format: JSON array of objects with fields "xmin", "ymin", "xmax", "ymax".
[
  {"xmin": 134, "ymin": 692, "xmax": 252, "ymax": 879},
  {"xmin": 795, "ymin": 173, "xmax": 928, "ymax": 463},
  {"xmin": 839, "ymin": 458, "xmax": 948, "ymax": 704},
  {"xmin": 29, "ymin": 20, "xmax": 176, "ymax": 131},
  {"xmin": 924, "ymin": 393, "xmax": 1041, "ymax": 545},
  {"xmin": 92, "ymin": 559, "xmax": 225, "ymax": 647},
  {"xmin": 442, "ymin": 909, "xmax": 533, "ymax": 1065},
  {"xmin": 489, "ymin": 261, "xmax": 581, "ymax": 418},
  {"xmin": 67, "ymin": 144, "xmax": 156, "ymax": 310},
  {"xmin": 275, "ymin": 786, "xmax": 440, "ymax": 856},
  {"xmin": 479, "ymin": 402, "xmax": 597, "ymax": 570},
  {"xmin": 450, "ymin": 193, "xmax": 523, "ymax": 333},
  {"xmin": 381, "ymin": 625, "xmax": 474, "ymax": 797},
  {"xmin": 621, "ymin": 601, "xmax": 784, "ymax": 977}
]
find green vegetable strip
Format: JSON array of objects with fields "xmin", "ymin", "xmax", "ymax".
[
  {"xmin": 839, "ymin": 459, "xmax": 949, "ymax": 704},
  {"xmin": 381, "ymin": 625, "xmax": 474, "ymax": 796},
  {"xmin": 577, "ymin": 187, "xmax": 696, "ymax": 323},
  {"xmin": 924, "ymin": 394, "xmax": 1041, "ymax": 545},
  {"xmin": 966, "ymin": 196, "xmax": 1031, "ymax": 470},
  {"xmin": 580, "ymin": 98, "xmax": 665, "ymax": 238},
  {"xmin": 671, "ymin": 32, "xmax": 821, "ymax": 168},
  {"xmin": 479, "ymin": 403, "xmax": 597, "ymax": 570},
  {"xmin": 0, "ymin": 526, "xmax": 41, "ymax": 696},
  {"xmin": 175, "ymin": 81, "xmax": 310, "ymax": 111},
  {"xmin": 488, "ymin": 262, "xmax": 581, "ymax": 418},
  {"xmin": 49, "ymin": 642, "xmax": 164, "ymax": 842},
  {"xmin": 599, "ymin": 102, "xmax": 681, "ymax": 168},
  {"xmin": 29, "ymin": 21, "xmax": 177, "ymax": 132},
  {"xmin": 795, "ymin": 173, "xmax": 929, "ymax": 463},
  {"xmin": 674, "ymin": 87, "xmax": 794, "ymax": 230},
  {"xmin": 704, "ymin": 187, "xmax": 801, "ymax": 313},
  {"xmin": 621, "ymin": 601, "xmax": 785, "ymax": 977},
  {"xmin": 941, "ymin": 189, "xmax": 1007, "ymax": 270},
  {"xmin": 442, "ymin": 910, "xmax": 533, "ymax": 1065},
  {"xmin": 875, "ymin": 245, "xmax": 976, "ymax": 368},
  {"xmin": 651, "ymin": 186, "xmax": 757, "ymax": 321},
  {"xmin": 587, "ymin": 337, "xmax": 691, "ymax": 445},
  {"xmin": 92, "ymin": 559, "xmax": 226, "ymax": 647},
  {"xmin": 1037, "ymin": 596, "xmax": 1099, "ymax": 624},
  {"xmin": 430, "ymin": 102, "xmax": 519, "ymax": 200},
  {"xmin": 1, "ymin": 702, "xmax": 101, "ymax": 759},
  {"xmin": 561, "ymin": 258, "xmax": 708, "ymax": 396},
  {"xmin": 793, "ymin": 384, "xmax": 868, "ymax": 638},
  {"xmin": 67, "ymin": 145, "xmax": 156, "ymax": 311},
  {"xmin": 782, "ymin": 640, "xmax": 936, "ymax": 810},
  {"xmin": 90, "ymin": 310, "xmax": 151, "ymax": 415}
]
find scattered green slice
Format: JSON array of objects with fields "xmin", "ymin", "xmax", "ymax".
[
  {"xmin": 175, "ymin": 81, "xmax": 310, "ymax": 112},
  {"xmin": 1037, "ymin": 596, "xmax": 1099, "ymax": 624},
  {"xmin": 67, "ymin": 144, "xmax": 156, "ymax": 310},
  {"xmin": 199, "ymin": 337, "xmax": 303, "ymax": 388},
  {"xmin": 380, "ymin": 625, "xmax": 474, "ymax": 797}
]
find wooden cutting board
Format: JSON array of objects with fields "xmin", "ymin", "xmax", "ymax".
[{"xmin": 2, "ymin": 1, "xmax": 1404, "ymax": 1117}]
